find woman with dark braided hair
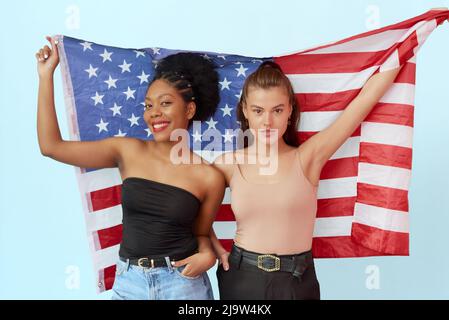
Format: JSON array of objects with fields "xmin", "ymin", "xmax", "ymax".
[{"xmin": 36, "ymin": 37, "xmax": 225, "ymax": 300}]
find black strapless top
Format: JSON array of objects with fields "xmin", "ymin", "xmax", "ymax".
[{"xmin": 118, "ymin": 177, "xmax": 201, "ymax": 259}]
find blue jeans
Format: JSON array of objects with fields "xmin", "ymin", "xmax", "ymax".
[{"xmin": 111, "ymin": 258, "xmax": 214, "ymax": 300}]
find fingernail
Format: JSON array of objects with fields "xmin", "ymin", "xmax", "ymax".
[
  {"xmin": 171, "ymin": 261, "xmax": 175, "ymax": 266},
  {"xmin": 55, "ymin": 40, "xmax": 59, "ymax": 45},
  {"xmin": 44, "ymin": 54, "xmax": 48, "ymax": 59}
]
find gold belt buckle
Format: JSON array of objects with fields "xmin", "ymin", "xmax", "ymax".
[
  {"xmin": 257, "ymin": 254, "xmax": 281, "ymax": 272},
  {"xmin": 137, "ymin": 258, "xmax": 155, "ymax": 268}
]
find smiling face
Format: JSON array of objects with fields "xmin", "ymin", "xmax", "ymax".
[
  {"xmin": 143, "ymin": 79, "xmax": 196, "ymax": 142},
  {"xmin": 242, "ymin": 85, "xmax": 292, "ymax": 145}
]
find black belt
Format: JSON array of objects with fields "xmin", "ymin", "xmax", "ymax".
[
  {"xmin": 229, "ymin": 244, "xmax": 313, "ymax": 280},
  {"xmin": 120, "ymin": 248, "xmax": 198, "ymax": 268}
]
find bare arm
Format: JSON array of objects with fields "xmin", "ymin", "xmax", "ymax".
[
  {"xmin": 192, "ymin": 167, "xmax": 226, "ymax": 251},
  {"xmin": 211, "ymin": 151, "xmax": 236, "ymax": 187},
  {"xmin": 298, "ymin": 67, "xmax": 402, "ymax": 186},
  {"xmin": 172, "ymin": 166, "xmax": 226, "ymax": 275},
  {"xmin": 36, "ymin": 36, "xmax": 135, "ymax": 168}
]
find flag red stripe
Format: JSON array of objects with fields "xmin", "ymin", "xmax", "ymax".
[
  {"xmin": 103, "ymin": 265, "xmax": 116, "ymax": 291},
  {"xmin": 218, "ymin": 239, "xmax": 234, "ymax": 252},
  {"xmin": 275, "ymin": 50, "xmax": 391, "ymax": 74},
  {"xmin": 215, "ymin": 204, "xmax": 235, "ymax": 221},
  {"xmin": 395, "ymin": 62, "xmax": 416, "ymax": 84},
  {"xmin": 357, "ymin": 183, "xmax": 409, "ymax": 212},
  {"xmin": 359, "ymin": 142, "xmax": 413, "ymax": 170},
  {"xmin": 298, "ymin": 126, "xmax": 361, "ymax": 143},
  {"xmin": 320, "ymin": 157, "xmax": 358, "ymax": 180},
  {"xmin": 295, "ymin": 71, "xmax": 415, "ymax": 114},
  {"xmin": 398, "ymin": 32, "xmax": 419, "ymax": 65},
  {"xmin": 96, "ymin": 224, "xmax": 123, "ymax": 249},
  {"xmin": 317, "ymin": 197, "xmax": 357, "ymax": 218},
  {"xmin": 90, "ymin": 185, "xmax": 122, "ymax": 212},
  {"xmin": 296, "ymin": 89, "xmax": 361, "ymax": 112},
  {"xmin": 312, "ymin": 235, "xmax": 396, "ymax": 258},
  {"xmin": 290, "ymin": 11, "xmax": 445, "ymax": 55},
  {"xmin": 366, "ymin": 102, "xmax": 414, "ymax": 127},
  {"xmin": 351, "ymin": 222, "xmax": 409, "ymax": 255}
]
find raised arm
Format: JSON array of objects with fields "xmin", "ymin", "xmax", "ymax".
[
  {"xmin": 36, "ymin": 36, "xmax": 135, "ymax": 169},
  {"xmin": 298, "ymin": 66, "xmax": 401, "ymax": 186}
]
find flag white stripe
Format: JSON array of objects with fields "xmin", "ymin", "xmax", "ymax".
[
  {"xmin": 354, "ymin": 202, "xmax": 409, "ymax": 233},
  {"xmin": 213, "ymin": 221, "xmax": 237, "ymax": 239},
  {"xmin": 379, "ymin": 49, "xmax": 400, "ymax": 72},
  {"xmin": 361, "ymin": 122, "xmax": 413, "ymax": 148},
  {"xmin": 316, "ymin": 177, "xmax": 357, "ymax": 199},
  {"xmin": 288, "ymin": 66, "xmax": 378, "ymax": 93},
  {"xmin": 379, "ymin": 83, "xmax": 415, "ymax": 105},
  {"xmin": 80, "ymin": 168, "xmax": 122, "ymax": 193},
  {"xmin": 306, "ymin": 20, "xmax": 435, "ymax": 55},
  {"xmin": 415, "ymin": 19, "xmax": 437, "ymax": 45},
  {"xmin": 298, "ymin": 84, "xmax": 415, "ymax": 131},
  {"xmin": 93, "ymin": 244, "xmax": 120, "ymax": 271},
  {"xmin": 329, "ymin": 137, "xmax": 361, "ymax": 160},
  {"xmin": 313, "ymin": 216, "xmax": 353, "ymax": 237},
  {"xmin": 86, "ymin": 205, "xmax": 123, "ymax": 232},
  {"xmin": 358, "ymin": 162, "xmax": 412, "ymax": 190}
]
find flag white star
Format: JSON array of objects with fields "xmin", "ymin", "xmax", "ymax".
[
  {"xmin": 137, "ymin": 70, "xmax": 150, "ymax": 84},
  {"xmin": 217, "ymin": 55, "xmax": 227, "ymax": 60},
  {"xmin": 96, "ymin": 118, "xmax": 109, "ymax": 133},
  {"xmin": 202, "ymin": 54, "xmax": 211, "ymax": 60},
  {"xmin": 99, "ymin": 49, "xmax": 113, "ymax": 62},
  {"xmin": 144, "ymin": 128, "xmax": 153, "ymax": 137},
  {"xmin": 123, "ymin": 87, "xmax": 136, "ymax": 100},
  {"xmin": 85, "ymin": 64, "xmax": 98, "ymax": 78},
  {"xmin": 80, "ymin": 41, "xmax": 93, "ymax": 52},
  {"xmin": 104, "ymin": 75, "xmax": 118, "ymax": 89},
  {"xmin": 192, "ymin": 130, "xmax": 202, "ymax": 142},
  {"xmin": 151, "ymin": 48, "xmax": 161, "ymax": 55},
  {"xmin": 220, "ymin": 104, "xmax": 233, "ymax": 117},
  {"xmin": 222, "ymin": 130, "xmax": 234, "ymax": 143},
  {"xmin": 128, "ymin": 113, "xmax": 140, "ymax": 127},
  {"xmin": 114, "ymin": 129, "xmax": 127, "ymax": 137},
  {"xmin": 219, "ymin": 77, "xmax": 232, "ymax": 91},
  {"xmin": 134, "ymin": 50, "xmax": 146, "ymax": 58},
  {"xmin": 206, "ymin": 117, "xmax": 218, "ymax": 130},
  {"xmin": 110, "ymin": 103, "xmax": 122, "ymax": 116},
  {"xmin": 235, "ymin": 64, "xmax": 249, "ymax": 77},
  {"xmin": 118, "ymin": 60, "xmax": 132, "ymax": 73},
  {"xmin": 91, "ymin": 92, "xmax": 104, "ymax": 106}
]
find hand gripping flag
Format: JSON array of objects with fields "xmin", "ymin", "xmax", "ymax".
[{"xmin": 54, "ymin": 10, "xmax": 449, "ymax": 292}]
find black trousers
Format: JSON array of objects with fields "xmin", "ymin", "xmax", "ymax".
[{"xmin": 216, "ymin": 245, "xmax": 320, "ymax": 300}]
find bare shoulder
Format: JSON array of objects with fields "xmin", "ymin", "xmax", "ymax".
[
  {"xmin": 115, "ymin": 137, "xmax": 152, "ymax": 164},
  {"xmin": 211, "ymin": 151, "xmax": 236, "ymax": 186},
  {"xmin": 193, "ymin": 161, "xmax": 226, "ymax": 201}
]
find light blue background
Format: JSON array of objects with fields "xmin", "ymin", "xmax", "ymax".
[{"xmin": 1, "ymin": 0, "xmax": 448, "ymax": 300}]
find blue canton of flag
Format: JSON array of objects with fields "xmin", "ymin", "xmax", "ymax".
[{"xmin": 61, "ymin": 36, "xmax": 271, "ymax": 159}]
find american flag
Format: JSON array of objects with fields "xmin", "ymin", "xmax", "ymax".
[{"xmin": 55, "ymin": 9, "xmax": 448, "ymax": 293}]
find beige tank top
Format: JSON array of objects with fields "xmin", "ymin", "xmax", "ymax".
[{"xmin": 230, "ymin": 149, "xmax": 318, "ymax": 255}]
